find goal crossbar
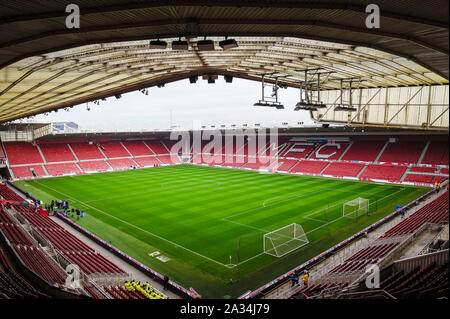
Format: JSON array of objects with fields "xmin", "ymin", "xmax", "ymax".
[
  {"xmin": 263, "ymin": 223, "xmax": 309, "ymax": 258},
  {"xmin": 343, "ymin": 197, "xmax": 369, "ymax": 219}
]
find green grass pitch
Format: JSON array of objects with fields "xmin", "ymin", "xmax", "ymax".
[{"xmin": 15, "ymin": 165, "xmax": 429, "ymax": 298}]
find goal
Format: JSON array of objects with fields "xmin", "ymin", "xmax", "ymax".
[
  {"xmin": 263, "ymin": 223, "xmax": 309, "ymax": 258},
  {"xmin": 343, "ymin": 197, "xmax": 369, "ymax": 219}
]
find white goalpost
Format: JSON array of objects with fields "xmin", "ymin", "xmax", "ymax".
[
  {"xmin": 263, "ymin": 223, "xmax": 309, "ymax": 258},
  {"xmin": 343, "ymin": 197, "xmax": 369, "ymax": 219}
]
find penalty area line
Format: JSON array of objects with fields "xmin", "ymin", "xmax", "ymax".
[{"xmin": 31, "ymin": 180, "xmax": 232, "ymax": 269}]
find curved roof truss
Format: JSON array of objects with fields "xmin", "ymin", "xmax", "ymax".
[{"xmin": 0, "ymin": 0, "xmax": 448, "ymax": 123}]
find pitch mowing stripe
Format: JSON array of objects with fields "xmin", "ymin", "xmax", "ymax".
[
  {"xmin": 29, "ymin": 170, "xmax": 335, "ymax": 266},
  {"xmin": 31, "ymin": 179, "xmax": 231, "ymax": 268},
  {"xmin": 220, "ymin": 179, "xmax": 380, "ymax": 222},
  {"xmin": 26, "ymin": 166, "xmax": 421, "ymax": 271},
  {"xmin": 235, "ymin": 187, "xmax": 408, "ymax": 266},
  {"xmin": 82, "ymin": 168, "xmax": 275, "ymax": 205}
]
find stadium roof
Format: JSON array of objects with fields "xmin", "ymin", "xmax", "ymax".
[{"xmin": 0, "ymin": 0, "xmax": 448, "ymax": 123}]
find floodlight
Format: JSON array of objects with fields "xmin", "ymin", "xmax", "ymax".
[
  {"xmin": 219, "ymin": 38, "xmax": 238, "ymax": 50},
  {"xmin": 224, "ymin": 75, "xmax": 233, "ymax": 83},
  {"xmin": 197, "ymin": 39, "xmax": 215, "ymax": 51},
  {"xmin": 189, "ymin": 76, "xmax": 198, "ymax": 84},
  {"xmin": 149, "ymin": 39, "xmax": 167, "ymax": 49},
  {"xmin": 172, "ymin": 39, "xmax": 189, "ymax": 50},
  {"xmin": 254, "ymin": 101, "xmax": 284, "ymax": 109}
]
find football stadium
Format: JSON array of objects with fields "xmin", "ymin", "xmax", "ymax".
[{"xmin": 0, "ymin": 0, "xmax": 448, "ymax": 308}]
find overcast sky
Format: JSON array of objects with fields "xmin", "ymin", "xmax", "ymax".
[{"xmin": 21, "ymin": 78, "xmax": 316, "ymax": 131}]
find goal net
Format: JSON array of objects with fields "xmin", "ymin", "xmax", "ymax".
[
  {"xmin": 343, "ymin": 197, "xmax": 369, "ymax": 219},
  {"xmin": 263, "ymin": 223, "xmax": 309, "ymax": 258}
]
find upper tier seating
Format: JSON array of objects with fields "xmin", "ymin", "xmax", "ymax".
[
  {"xmin": 280, "ymin": 143, "xmax": 317, "ymax": 159},
  {"xmin": 378, "ymin": 141, "xmax": 426, "ymax": 164},
  {"xmin": 342, "ymin": 141, "xmax": 386, "ymax": 162},
  {"xmin": 260, "ymin": 142, "xmax": 287, "ymax": 157},
  {"xmin": 310, "ymin": 143, "xmax": 350, "ymax": 161},
  {"xmin": 45, "ymin": 163, "xmax": 80, "ymax": 176},
  {"xmin": 380, "ymin": 191, "xmax": 448, "ymax": 238},
  {"xmin": 122, "ymin": 141, "xmax": 154, "ymax": 156},
  {"xmin": 421, "ymin": 141, "xmax": 449, "ymax": 165},
  {"xmin": 162, "ymin": 140, "xmax": 179, "ymax": 153},
  {"xmin": 100, "ymin": 142, "xmax": 130, "ymax": 158},
  {"xmin": 3, "ymin": 142, "xmax": 43, "ymax": 165},
  {"xmin": 239, "ymin": 142, "xmax": 271, "ymax": 157},
  {"xmin": 12, "ymin": 165, "xmax": 47, "ymax": 179},
  {"xmin": 145, "ymin": 141, "xmax": 169, "ymax": 155},
  {"xmin": 359, "ymin": 164, "xmax": 407, "ymax": 181},
  {"xmin": 290, "ymin": 160, "xmax": 329, "ymax": 174},
  {"xmin": 39, "ymin": 143, "xmax": 75, "ymax": 163},
  {"xmin": 78, "ymin": 160, "xmax": 110, "ymax": 172},
  {"xmin": 322, "ymin": 162, "xmax": 366, "ymax": 177},
  {"xmin": 409, "ymin": 166, "xmax": 438, "ymax": 173},
  {"xmin": 70, "ymin": 143, "xmax": 105, "ymax": 160}
]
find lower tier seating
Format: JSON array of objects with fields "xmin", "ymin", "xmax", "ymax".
[
  {"xmin": 243, "ymin": 157, "xmax": 271, "ymax": 170},
  {"xmin": 11, "ymin": 165, "xmax": 47, "ymax": 179},
  {"xmin": 108, "ymin": 159, "xmax": 137, "ymax": 170},
  {"xmin": 1, "ymin": 248, "xmax": 49, "ymax": 299},
  {"xmin": 377, "ymin": 263, "xmax": 448, "ymax": 299},
  {"xmin": 133, "ymin": 156, "xmax": 162, "ymax": 167},
  {"xmin": 78, "ymin": 160, "xmax": 110, "ymax": 172},
  {"xmin": 404, "ymin": 174, "xmax": 448, "ymax": 184},
  {"xmin": 45, "ymin": 163, "xmax": 80, "ymax": 176},
  {"xmin": 273, "ymin": 159, "xmax": 299, "ymax": 172}
]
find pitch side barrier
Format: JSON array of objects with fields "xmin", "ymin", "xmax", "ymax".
[
  {"xmin": 239, "ymin": 186, "xmax": 439, "ymax": 299},
  {"xmin": 54, "ymin": 212, "xmax": 200, "ymax": 299}
]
